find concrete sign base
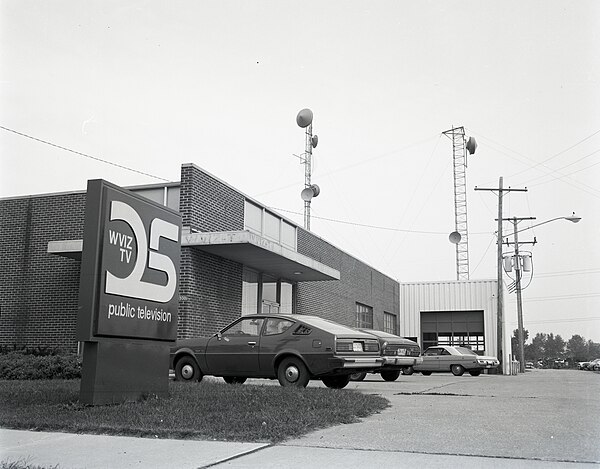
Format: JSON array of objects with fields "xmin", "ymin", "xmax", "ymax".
[{"xmin": 79, "ymin": 340, "xmax": 170, "ymax": 405}]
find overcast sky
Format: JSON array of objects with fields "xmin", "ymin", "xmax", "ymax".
[{"xmin": 1, "ymin": 0, "xmax": 599, "ymax": 343}]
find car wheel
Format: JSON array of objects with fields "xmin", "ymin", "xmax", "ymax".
[
  {"xmin": 349, "ymin": 372, "xmax": 367, "ymax": 381},
  {"xmin": 401, "ymin": 366, "xmax": 414, "ymax": 376},
  {"xmin": 322, "ymin": 375, "xmax": 351, "ymax": 389},
  {"xmin": 421, "ymin": 371, "xmax": 432, "ymax": 376},
  {"xmin": 223, "ymin": 376, "xmax": 247, "ymax": 384},
  {"xmin": 381, "ymin": 370, "xmax": 401, "ymax": 381},
  {"xmin": 175, "ymin": 356, "xmax": 203, "ymax": 382},
  {"xmin": 451, "ymin": 364, "xmax": 465, "ymax": 376},
  {"xmin": 469, "ymin": 370, "xmax": 481, "ymax": 376},
  {"xmin": 277, "ymin": 357, "xmax": 310, "ymax": 388}
]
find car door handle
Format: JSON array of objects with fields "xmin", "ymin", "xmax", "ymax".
[{"xmin": 247, "ymin": 341, "xmax": 257, "ymax": 347}]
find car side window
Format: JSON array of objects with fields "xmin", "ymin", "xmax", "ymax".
[
  {"xmin": 222, "ymin": 318, "xmax": 264, "ymax": 336},
  {"xmin": 441, "ymin": 349, "xmax": 451, "ymax": 355},
  {"xmin": 264, "ymin": 318, "xmax": 294, "ymax": 336},
  {"xmin": 425, "ymin": 348, "xmax": 441, "ymax": 356}
]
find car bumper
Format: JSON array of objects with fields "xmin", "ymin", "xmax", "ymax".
[
  {"xmin": 330, "ymin": 357, "xmax": 385, "ymax": 369},
  {"xmin": 382, "ymin": 356, "xmax": 423, "ymax": 367}
]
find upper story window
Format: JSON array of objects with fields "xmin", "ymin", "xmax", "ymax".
[
  {"xmin": 244, "ymin": 200, "xmax": 296, "ymax": 250},
  {"xmin": 356, "ymin": 303, "xmax": 373, "ymax": 329},
  {"xmin": 383, "ymin": 312, "xmax": 398, "ymax": 335}
]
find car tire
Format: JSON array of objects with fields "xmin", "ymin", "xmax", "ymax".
[
  {"xmin": 322, "ymin": 375, "xmax": 351, "ymax": 389},
  {"xmin": 451, "ymin": 364, "xmax": 465, "ymax": 376},
  {"xmin": 421, "ymin": 371, "xmax": 432, "ymax": 376},
  {"xmin": 174, "ymin": 356, "xmax": 203, "ymax": 382},
  {"xmin": 381, "ymin": 370, "xmax": 401, "ymax": 381},
  {"xmin": 277, "ymin": 357, "xmax": 310, "ymax": 388},
  {"xmin": 349, "ymin": 372, "xmax": 367, "ymax": 381},
  {"xmin": 468, "ymin": 369, "xmax": 482, "ymax": 376},
  {"xmin": 401, "ymin": 366, "xmax": 414, "ymax": 376},
  {"xmin": 223, "ymin": 376, "xmax": 247, "ymax": 384}
]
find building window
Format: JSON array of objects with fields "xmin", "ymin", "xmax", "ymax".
[
  {"xmin": 383, "ymin": 312, "xmax": 397, "ymax": 335},
  {"xmin": 244, "ymin": 201, "xmax": 263, "ymax": 234},
  {"xmin": 243, "ymin": 268, "xmax": 296, "ymax": 316},
  {"xmin": 356, "ymin": 303, "xmax": 373, "ymax": 329},
  {"xmin": 244, "ymin": 200, "xmax": 297, "ymax": 250},
  {"xmin": 242, "ymin": 269, "xmax": 259, "ymax": 316}
]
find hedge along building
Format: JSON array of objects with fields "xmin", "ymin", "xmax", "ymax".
[{"xmin": 0, "ymin": 163, "xmax": 503, "ymax": 369}]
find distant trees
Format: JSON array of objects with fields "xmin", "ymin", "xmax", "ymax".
[{"xmin": 511, "ymin": 330, "xmax": 600, "ymax": 366}]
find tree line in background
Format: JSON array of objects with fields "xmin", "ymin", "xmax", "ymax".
[{"xmin": 511, "ymin": 330, "xmax": 600, "ymax": 367}]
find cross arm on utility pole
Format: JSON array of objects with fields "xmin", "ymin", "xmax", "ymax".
[{"xmin": 474, "ymin": 179, "xmax": 528, "ymax": 375}]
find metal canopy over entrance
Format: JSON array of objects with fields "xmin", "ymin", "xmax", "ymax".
[
  {"xmin": 182, "ymin": 230, "xmax": 339, "ymax": 282},
  {"xmin": 48, "ymin": 230, "xmax": 340, "ymax": 283}
]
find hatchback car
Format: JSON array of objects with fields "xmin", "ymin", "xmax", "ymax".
[
  {"xmin": 350, "ymin": 330, "xmax": 422, "ymax": 381},
  {"xmin": 170, "ymin": 314, "xmax": 384, "ymax": 389},
  {"xmin": 414, "ymin": 345, "xmax": 499, "ymax": 376}
]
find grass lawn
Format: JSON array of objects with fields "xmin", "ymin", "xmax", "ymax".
[{"xmin": 0, "ymin": 379, "xmax": 389, "ymax": 443}]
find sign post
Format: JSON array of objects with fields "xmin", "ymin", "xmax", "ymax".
[{"xmin": 77, "ymin": 180, "xmax": 181, "ymax": 405}]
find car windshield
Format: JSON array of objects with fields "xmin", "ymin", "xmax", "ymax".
[{"xmin": 455, "ymin": 346, "xmax": 477, "ymax": 355}]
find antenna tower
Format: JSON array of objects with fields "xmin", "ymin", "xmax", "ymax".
[
  {"xmin": 296, "ymin": 109, "xmax": 319, "ymax": 230},
  {"xmin": 443, "ymin": 126, "xmax": 477, "ymax": 281}
]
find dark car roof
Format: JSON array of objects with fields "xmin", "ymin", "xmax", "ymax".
[
  {"xmin": 245, "ymin": 314, "xmax": 376, "ymax": 339},
  {"xmin": 359, "ymin": 329, "xmax": 418, "ymax": 345}
]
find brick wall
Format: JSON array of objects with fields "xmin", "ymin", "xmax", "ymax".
[
  {"xmin": 177, "ymin": 164, "xmax": 245, "ymax": 337},
  {"xmin": 0, "ymin": 164, "xmax": 401, "ymax": 349},
  {"xmin": 296, "ymin": 228, "xmax": 399, "ymax": 330},
  {"xmin": 0, "ymin": 193, "xmax": 85, "ymax": 353},
  {"xmin": 180, "ymin": 164, "xmax": 244, "ymax": 232}
]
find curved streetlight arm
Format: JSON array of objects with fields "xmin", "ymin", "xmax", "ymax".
[{"xmin": 496, "ymin": 214, "xmax": 581, "ymax": 239}]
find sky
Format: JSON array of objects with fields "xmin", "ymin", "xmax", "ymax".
[{"xmin": 1, "ymin": 0, "xmax": 599, "ymax": 343}]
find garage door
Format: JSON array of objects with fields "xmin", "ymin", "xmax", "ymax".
[{"xmin": 421, "ymin": 311, "xmax": 485, "ymax": 353}]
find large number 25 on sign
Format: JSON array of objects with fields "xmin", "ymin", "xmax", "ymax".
[{"xmin": 105, "ymin": 200, "xmax": 179, "ymax": 303}]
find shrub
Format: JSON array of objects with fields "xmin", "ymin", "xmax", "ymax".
[{"xmin": 0, "ymin": 352, "xmax": 81, "ymax": 380}]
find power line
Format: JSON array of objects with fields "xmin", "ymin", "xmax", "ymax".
[
  {"xmin": 269, "ymin": 206, "xmax": 492, "ymax": 235},
  {"xmin": 506, "ymin": 316, "xmax": 600, "ymax": 325},
  {"xmin": 0, "ymin": 125, "xmax": 170, "ymax": 182},
  {"xmin": 507, "ymin": 293, "xmax": 600, "ymax": 302}
]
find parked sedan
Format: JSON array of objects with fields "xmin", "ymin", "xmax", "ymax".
[
  {"xmin": 170, "ymin": 314, "xmax": 384, "ymax": 389},
  {"xmin": 350, "ymin": 330, "xmax": 422, "ymax": 381},
  {"xmin": 414, "ymin": 345, "xmax": 499, "ymax": 376}
]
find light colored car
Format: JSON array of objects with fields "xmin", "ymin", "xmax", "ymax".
[
  {"xmin": 170, "ymin": 314, "xmax": 384, "ymax": 389},
  {"xmin": 350, "ymin": 329, "xmax": 422, "ymax": 382},
  {"xmin": 414, "ymin": 345, "xmax": 499, "ymax": 376}
]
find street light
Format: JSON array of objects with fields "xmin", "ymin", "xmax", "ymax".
[{"xmin": 502, "ymin": 213, "xmax": 582, "ymax": 373}]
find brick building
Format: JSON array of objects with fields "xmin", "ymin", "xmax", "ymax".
[
  {"xmin": 0, "ymin": 163, "xmax": 400, "ymax": 353},
  {"xmin": 1, "ymin": 163, "xmax": 506, "ymax": 370}
]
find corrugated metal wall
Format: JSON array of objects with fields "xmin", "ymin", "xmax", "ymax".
[{"xmin": 399, "ymin": 280, "xmax": 498, "ymax": 357}]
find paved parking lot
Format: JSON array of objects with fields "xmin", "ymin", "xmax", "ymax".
[
  {"xmin": 273, "ymin": 368, "xmax": 600, "ymax": 466},
  {"xmin": 3, "ymin": 369, "xmax": 598, "ymax": 468}
]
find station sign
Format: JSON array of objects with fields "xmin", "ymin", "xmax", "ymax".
[{"xmin": 77, "ymin": 180, "xmax": 181, "ymax": 342}]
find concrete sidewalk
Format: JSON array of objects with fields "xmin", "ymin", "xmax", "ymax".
[
  {"xmin": 1, "ymin": 428, "xmax": 595, "ymax": 469},
  {"xmin": 1, "ymin": 429, "xmax": 269, "ymax": 469}
]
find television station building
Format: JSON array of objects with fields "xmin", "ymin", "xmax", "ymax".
[{"xmin": 0, "ymin": 163, "xmax": 505, "ymax": 369}]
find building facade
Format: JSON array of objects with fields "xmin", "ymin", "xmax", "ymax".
[
  {"xmin": 0, "ymin": 164, "xmax": 399, "ymax": 353},
  {"xmin": 0, "ymin": 163, "xmax": 503, "ymax": 368}
]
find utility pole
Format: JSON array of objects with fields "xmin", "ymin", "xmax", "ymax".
[
  {"xmin": 503, "ymin": 216, "xmax": 536, "ymax": 373},
  {"xmin": 475, "ymin": 178, "xmax": 527, "ymax": 375}
]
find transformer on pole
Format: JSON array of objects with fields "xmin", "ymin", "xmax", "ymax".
[{"xmin": 443, "ymin": 126, "xmax": 477, "ymax": 281}]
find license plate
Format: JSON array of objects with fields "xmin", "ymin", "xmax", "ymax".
[
  {"xmin": 397, "ymin": 349, "xmax": 407, "ymax": 356},
  {"xmin": 353, "ymin": 342, "xmax": 363, "ymax": 352}
]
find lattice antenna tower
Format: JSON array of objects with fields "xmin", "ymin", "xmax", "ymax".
[{"xmin": 443, "ymin": 126, "xmax": 477, "ymax": 281}]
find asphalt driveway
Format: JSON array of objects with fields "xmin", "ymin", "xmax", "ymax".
[{"xmin": 274, "ymin": 369, "xmax": 600, "ymax": 465}]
